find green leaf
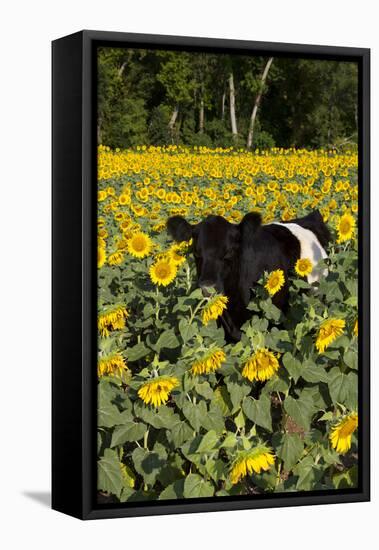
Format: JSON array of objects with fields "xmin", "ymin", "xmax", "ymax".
[
  {"xmin": 98, "ymin": 449, "xmax": 123, "ymax": 498},
  {"xmin": 333, "ymin": 465, "xmax": 358, "ymax": 489},
  {"xmin": 183, "ymin": 474, "xmax": 215, "ymax": 498},
  {"xmin": 282, "ymin": 352, "xmax": 302, "ymax": 383},
  {"xmin": 158, "ymin": 479, "xmax": 185, "ymax": 500},
  {"xmin": 205, "ymin": 459, "xmax": 226, "ymax": 482},
  {"xmin": 179, "ymin": 319, "xmax": 198, "ymax": 343},
  {"xmin": 134, "ymin": 402, "xmax": 178, "ymax": 429},
  {"xmin": 169, "ymin": 421, "xmax": 194, "ymax": 447},
  {"xmin": 195, "ymin": 380, "xmax": 214, "ymax": 400},
  {"xmin": 132, "ymin": 448, "xmax": 166, "ymax": 486},
  {"xmin": 344, "ymin": 349, "xmax": 358, "ymax": 370},
  {"xmin": 213, "ymin": 385, "xmax": 233, "ymax": 416},
  {"xmin": 293, "ymin": 456, "xmax": 323, "ymax": 491},
  {"xmin": 221, "ymin": 432, "xmax": 238, "ymax": 448},
  {"xmin": 300, "ymin": 361, "xmax": 329, "ymax": 384},
  {"xmin": 98, "ymin": 402, "xmax": 122, "ymax": 428},
  {"xmin": 275, "ymin": 433, "xmax": 304, "ymax": 471},
  {"xmin": 242, "ymin": 394, "xmax": 272, "ymax": 431},
  {"xmin": 126, "ymin": 342, "xmax": 150, "ymax": 361},
  {"xmin": 283, "ymin": 394, "xmax": 314, "ymax": 431},
  {"xmin": 226, "ymin": 374, "xmax": 251, "ymax": 411},
  {"xmin": 182, "ymin": 400, "xmax": 207, "ymax": 432},
  {"xmin": 201, "ymin": 404, "xmax": 225, "ymax": 434},
  {"xmin": 197, "ymin": 430, "xmax": 219, "ymax": 453},
  {"xmin": 328, "ymin": 367, "xmax": 356, "ymax": 406},
  {"xmin": 156, "ymin": 329, "xmax": 180, "ymax": 350},
  {"xmin": 111, "ymin": 421, "xmax": 147, "ymax": 447}
]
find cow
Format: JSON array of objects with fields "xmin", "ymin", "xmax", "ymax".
[{"xmin": 167, "ymin": 210, "xmax": 330, "ymax": 342}]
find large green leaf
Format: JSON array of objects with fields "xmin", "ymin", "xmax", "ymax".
[
  {"xmin": 293, "ymin": 456, "xmax": 323, "ymax": 491},
  {"xmin": 275, "ymin": 433, "xmax": 304, "ymax": 471},
  {"xmin": 156, "ymin": 329, "xmax": 180, "ymax": 350},
  {"xmin": 98, "ymin": 449, "xmax": 123, "ymax": 498},
  {"xmin": 183, "ymin": 474, "xmax": 215, "ymax": 498},
  {"xmin": 126, "ymin": 342, "xmax": 150, "ymax": 361},
  {"xmin": 196, "ymin": 430, "xmax": 219, "ymax": 453},
  {"xmin": 283, "ymin": 394, "xmax": 314, "ymax": 431},
  {"xmin": 201, "ymin": 403, "xmax": 225, "ymax": 434},
  {"xmin": 132, "ymin": 448, "xmax": 166, "ymax": 486},
  {"xmin": 169, "ymin": 421, "xmax": 194, "ymax": 447},
  {"xmin": 282, "ymin": 352, "xmax": 302, "ymax": 383},
  {"xmin": 300, "ymin": 361, "xmax": 329, "ymax": 384},
  {"xmin": 328, "ymin": 367, "xmax": 357, "ymax": 407},
  {"xmin": 179, "ymin": 319, "xmax": 198, "ymax": 344},
  {"xmin": 98, "ymin": 402, "xmax": 123, "ymax": 428},
  {"xmin": 134, "ymin": 402, "xmax": 178, "ymax": 429},
  {"xmin": 226, "ymin": 374, "xmax": 251, "ymax": 411},
  {"xmin": 111, "ymin": 421, "xmax": 147, "ymax": 447},
  {"xmin": 242, "ymin": 394, "xmax": 272, "ymax": 431},
  {"xmin": 158, "ymin": 479, "xmax": 185, "ymax": 500},
  {"xmin": 182, "ymin": 400, "xmax": 207, "ymax": 432}
]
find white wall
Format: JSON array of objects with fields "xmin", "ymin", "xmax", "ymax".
[{"xmin": 1, "ymin": 1, "xmax": 376, "ymax": 548}]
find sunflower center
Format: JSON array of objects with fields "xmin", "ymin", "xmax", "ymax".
[
  {"xmin": 132, "ymin": 236, "xmax": 146, "ymax": 251},
  {"xmin": 340, "ymin": 220, "xmax": 351, "ymax": 233},
  {"xmin": 156, "ymin": 263, "xmax": 170, "ymax": 278},
  {"xmin": 259, "ymin": 355, "xmax": 270, "ymax": 368}
]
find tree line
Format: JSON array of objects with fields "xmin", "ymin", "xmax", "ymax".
[{"xmin": 98, "ymin": 47, "xmax": 358, "ymax": 150}]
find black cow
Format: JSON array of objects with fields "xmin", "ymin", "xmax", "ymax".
[{"xmin": 167, "ymin": 210, "xmax": 330, "ymax": 341}]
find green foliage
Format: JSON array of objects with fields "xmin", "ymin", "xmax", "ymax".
[
  {"xmin": 98, "ymin": 47, "xmax": 358, "ymax": 149},
  {"xmin": 97, "ymin": 227, "xmax": 358, "ymax": 501}
]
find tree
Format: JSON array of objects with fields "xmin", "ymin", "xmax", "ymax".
[
  {"xmin": 246, "ymin": 57, "xmax": 274, "ymax": 149},
  {"xmin": 156, "ymin": 52, "xmax": 197, "ymax": 142}
]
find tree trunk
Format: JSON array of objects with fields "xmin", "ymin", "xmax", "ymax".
[
  {"xmin": 228, "ymin": 72, "xmax": 238, "ymax": 140},
  {"xmin": 168, "ymin": 105, "xmax": 179, "ymax": 130},
  {"xmin": 199, "ymin": 98, "xmax": 204, "ymax": 133},
  {"xmin": 246, "ymin": 57, "xmax": 274, "ymax": 149},
  {"xmin": 118, "ymin": 61, "xmax": 127, "ymax": 78},
  {"xmin": 221, "ymin": 90, "xmax": 226, "ymax": 120}
]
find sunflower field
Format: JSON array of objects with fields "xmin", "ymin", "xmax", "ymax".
[{"xmin": 97, "ymin": 145, "xmax": 359, "ymax": 502}]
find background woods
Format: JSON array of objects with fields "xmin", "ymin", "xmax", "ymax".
[{"xmin": 98, "ymin": 48, "xmax": 358, "ymax": 150}]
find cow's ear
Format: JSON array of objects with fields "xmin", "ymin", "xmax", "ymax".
[
  {"xmin": 239, "ymin": 212, "xmax": 262, "ymax": 235},
  {"xmin": 167, "ymin": 216, "xmax": 193, "ymax": 242}
]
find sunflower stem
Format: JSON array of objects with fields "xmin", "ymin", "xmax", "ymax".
[
  {"xmin": 186, "ymin": 265, "xmax": 191, "ymax": 292},
  {"xmin": 143, "ymin": 428, "xmax": 149, "ymax": 450},
  {"xmin": 189, "ymin": 298, "xmax": 207, "ymax": 324}
]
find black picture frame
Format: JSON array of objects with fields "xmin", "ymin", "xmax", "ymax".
[{"xmin": 52, "ymin": 30, "xmax": 370, "ymax": 520}]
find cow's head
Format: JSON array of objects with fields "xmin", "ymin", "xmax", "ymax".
[{"xmin": 167, "ymin": 213, "xmax": 261, "ymax": 295}]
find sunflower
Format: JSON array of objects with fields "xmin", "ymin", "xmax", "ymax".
[
  {"xmin": 138, "ymin": 376, "xmax": 179, "ymax": 407},
  {"xmin": 230, "ymin": 446, "xmax": 275, "ymax": 485},
  {"xmin": 98, "ymin": 353, "xmax": 128, "ymax": 378},
  {"xmin": 315, "ymin": 318, "xmax": 345, "ymax": 353},
  {"xmin": 330, "ymin": 412, "xmax": 358, "ymax": 454},
  {"xmin": 353, "ymin": 319, "xmax": 358, "ymax": 337},
  {"xmin": 98, "ymin": 246, "xmax": 106, "ymax": 268},
  {"xmin": 108, "ymin": 251, "xmax": 124, "ymax": 266},
  {"xmin": 201, "ymin": 295, "xmax": 228, "ymax": 325},
  {"xmin": 127, "ymin": 231, "xmax": 152, "ymax": 258},
  {"xmin": 191, "ymin": 349, "xmax": 226, "ymax": 375},
  {"xmin": 295, "ymin": 258, "xmax": 313, "ymax": 277},
  {"xmin": 265, "ymin": 269, "xmax": 285, "ymax": 296},
  {"xmin": 98, "ymin": 305, "xmax": 129, "ymax": 337},
  {"xmin": 168, "ymin": 244, "xmax": 186, "ymax": 266},
  {"xmin": 337, "ymin": 213, "xmax": 356, "ymax": 243},
  {"xmin": 242, "ymin": 348, "xmax": 280, "ymax": 382},
  {"xmin": 150, "ymin": 257, "xmax": 177, "ymax": 286},
  {"xmin": 98, "ymin": 190, "xmax": 107, "ymax": 202}
]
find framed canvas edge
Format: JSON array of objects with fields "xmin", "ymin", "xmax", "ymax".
[{"xmin": 52, "ymin": 30, "xmax": 370, "ymax": 521}]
